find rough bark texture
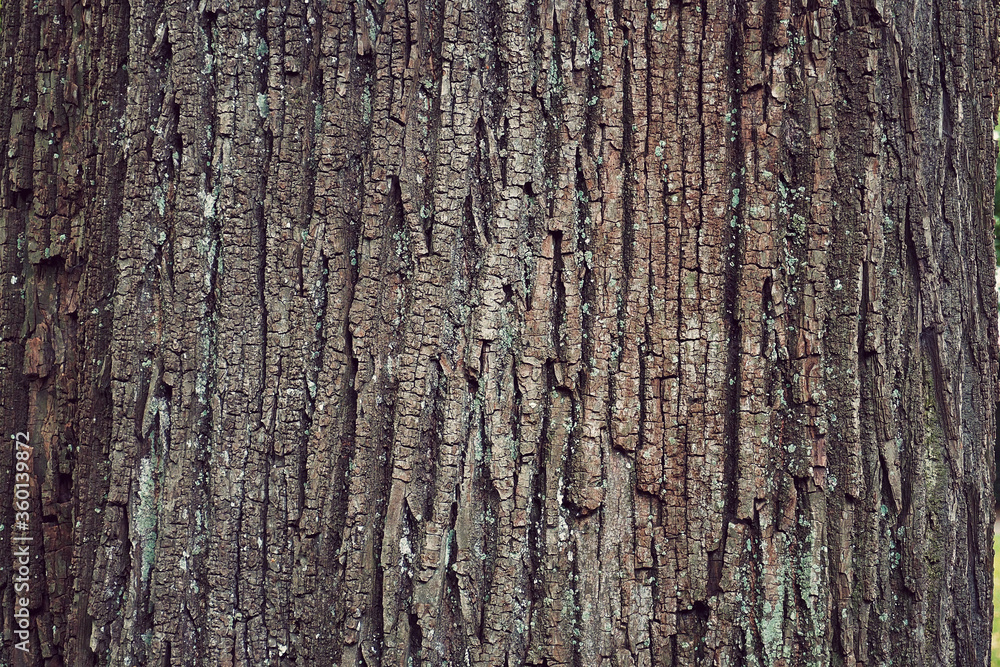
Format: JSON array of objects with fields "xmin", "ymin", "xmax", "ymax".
[{"xmin": 1, "ymin": 0, "xmax": 997, "ymax": 664}]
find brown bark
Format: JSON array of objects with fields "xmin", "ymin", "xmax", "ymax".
[{"xmin": 1, "ymin": 0, "xmax": 997, "ymax": 664}]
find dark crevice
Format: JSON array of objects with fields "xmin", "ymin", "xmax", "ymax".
[
  {"xmin": 252, "ymin": 1, "xmax": 274, "ymax": 649},
  {"xmin": 422, "ymin": 213, "xmax": 435, "ymax": 256},
  {"xmin": 582, "ymin": 0, "xmax": 601, "ymax": 152},
  {"xmin": 401, "ymin": 0, "xmax": 413, "ymax": 76},
  {"xmin": 365, "ymin": 557, "xmax": 386, "ymax": 666},
  {"xmin": 477, "ymin": 437, "xmax": 501, "ymax": 642},
  {"xmin": 190, "ymin": 11, "xmax": 222, "ymax": 662},
  {"xmin": 570, "ymin": 545, "xmax": 583, "ymax": 667},
  {"xmin": 618, "ymin": 15, "xmax": 635, "ymax": 379},
  {"xmin": 408, "ymin": 613, "xmax": 423, "ymax": 666},
  {"xmin": 561, "ymin": 390, "xmax": 580, "ymax": 515},
  {"xmin": 743, "ymin": 518, "xmax": 765, "ymax": 657},
  {"xmin": 422, "ymin": 362, "xmax": 446, "ymax": 523},
  {"xmin": 720, "ymin": 0, "xmax": 746, "ymax": 559},
  {"xmin": 574, "ymin": 153, "xmax": 594, "ymax": 391},
  {"xmin": 477, "ymin": 0, "xmax": 508, "ymax": 129},
  {"xmin": 526, "ymin": 364, "xmax": 550, "ymax": 646},
  {"xmin": 551, "ymin": 230, "xmax": 567, "ymax": 361},
  {"xmin": 443, "ymin": 499, "xmax": 468, "ymax": 664},
  {"xmin": 498, "ymin": 118, "xmax": 510, "ymax": 187},
  {"xmin": 200, "ymin": 9, "xmax": 218, "ymax": 196},
  {"xmin": 790, "ymin": 476, "xmax": 815, "ymax": 652},
  {"xmin": 688, "ymin": 600, "xmax": 712, "ymax": 663},
  {"xmin": 473, "ymin": 119, "xmax": 496, "ymax": 247},
  {"xmin": 539, "ymin": 12, "xmax": 562, "ymax": 206},
  {"xmin": 361, "ymin": 409, "xmax": 391, "ymax": 667}
]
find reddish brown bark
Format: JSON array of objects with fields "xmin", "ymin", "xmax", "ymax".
[{"xmin": 1, "ymin": 0, "xmax": 997, "ymax": 664}]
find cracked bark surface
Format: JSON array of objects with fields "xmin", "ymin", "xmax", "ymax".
[{"xmin": 1, "ymin": 0, "xmax": 997, "ymax": 664}]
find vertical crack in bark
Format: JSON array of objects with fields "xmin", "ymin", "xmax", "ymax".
[{"xmin": 715, "ymin": 0, "xmax": 746, "ymax": 602}]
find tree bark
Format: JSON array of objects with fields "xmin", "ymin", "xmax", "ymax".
[{"xmin": 1, "ymin": 0, "xmax": 997, "ymax": 664}]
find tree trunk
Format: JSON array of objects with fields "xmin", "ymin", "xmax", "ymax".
[{"xmin": 1, "ymin": 0, "xmax": 997, "ymax": 663}]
